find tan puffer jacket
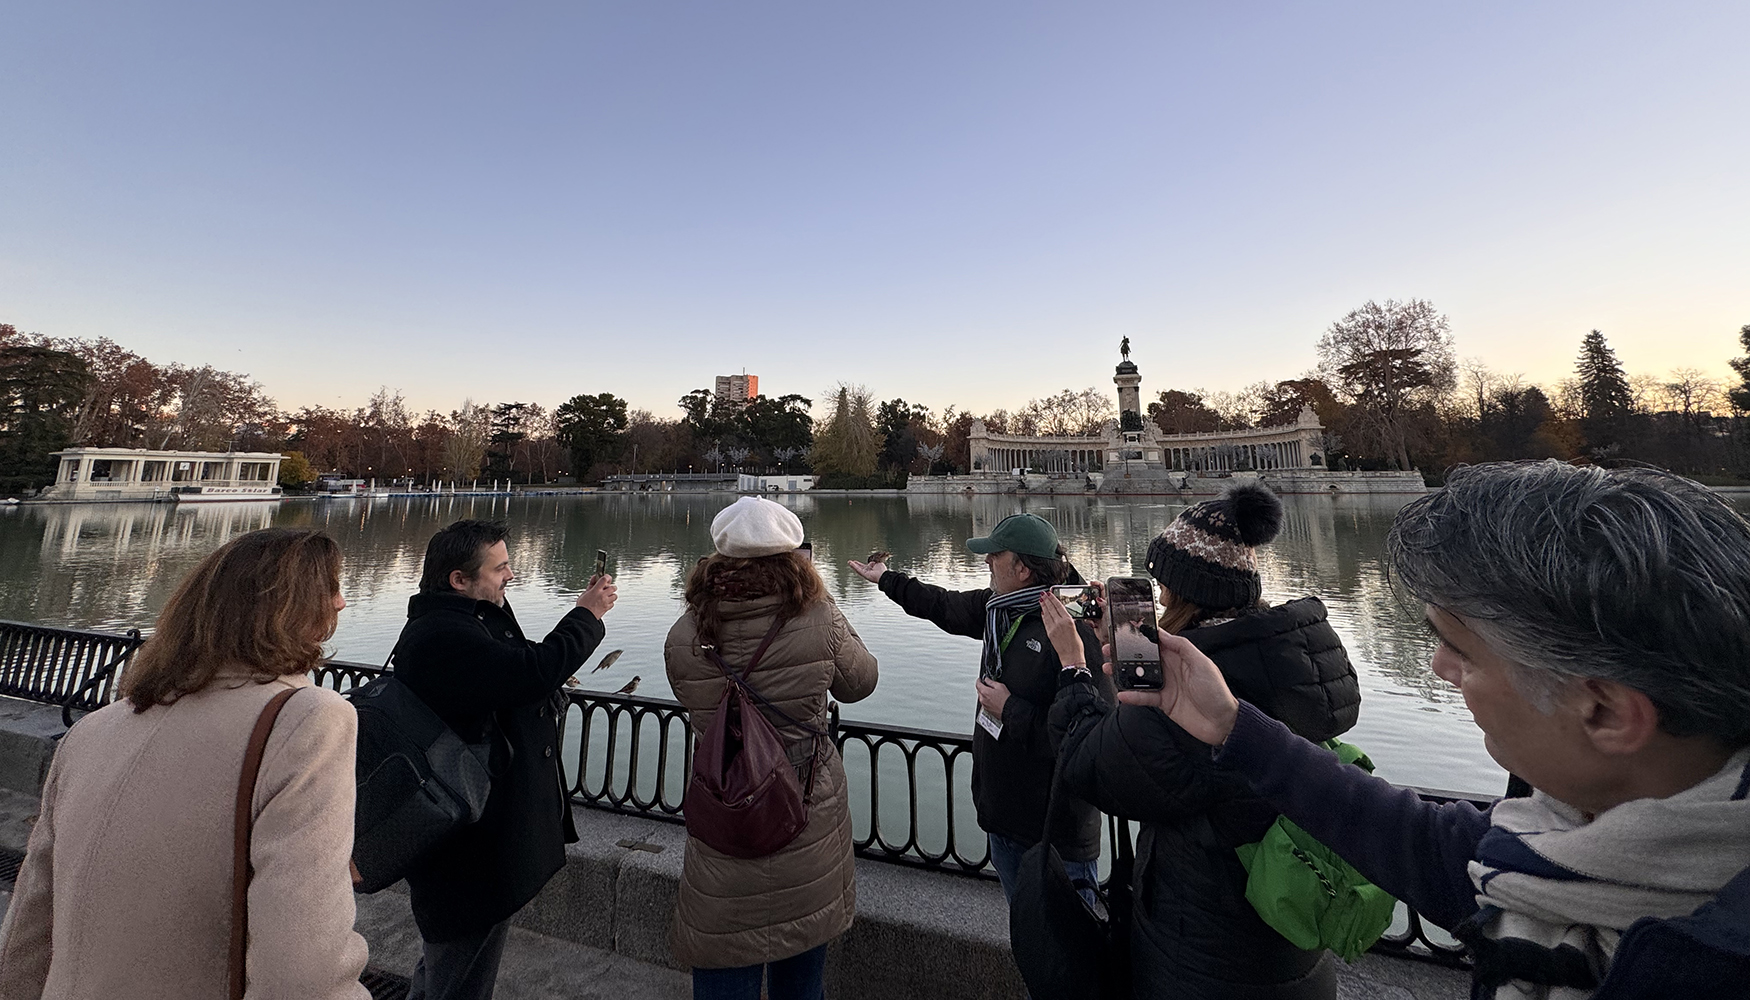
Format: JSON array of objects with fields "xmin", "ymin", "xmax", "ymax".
[{"xmin": 664, "ymin": 593, "xmax": 879, "ymax": 969}]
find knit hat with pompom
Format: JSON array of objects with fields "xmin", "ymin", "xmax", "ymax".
[{"xmin": 1145, "ymin": 481, "xmax": 1284, "ymax": 611}]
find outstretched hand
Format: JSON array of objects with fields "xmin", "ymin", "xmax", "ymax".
[
  {"xmin": 847, "ymin": 559, "xmax": 888, "ymax": 583},
  {"xmin": 1117, "ymin": 632, "xmax": 1240, "ymax": 746}
]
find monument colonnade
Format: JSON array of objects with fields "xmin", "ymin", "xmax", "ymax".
[{"xmin": 968, "ymin": 408, "xmax": 1323, "ymax": 476}]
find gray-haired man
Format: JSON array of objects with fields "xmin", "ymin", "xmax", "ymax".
[{"xmin": 1107, "ymin": 461, "xmax": 1750, "ymax": 998}]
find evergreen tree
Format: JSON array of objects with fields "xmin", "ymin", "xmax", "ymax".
[
  {"xmin": 1574, "ymin": 330, "xmax": 1634, "ymax": 453},
  {"xmin": 0, "ymin": 343, "xmax": 91, "ymax": 492},
  {"xmin": 554, "ymin": 392, "xmax": 629, "ymax": 479},
  {"xmin": 808, "ymin": 385, "xmax": 878, "ymax": 477},
  {"xmin": 1728, "ymin": 325, "xmax": 1750, "ymax": 414},
  {"xmin": 1575, "ymin": 330, "xmax": 1634, "ymax": 420}
]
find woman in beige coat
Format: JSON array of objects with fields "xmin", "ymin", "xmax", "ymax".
[
  {"xmin": 0, "ymin": 528, "xmax": 370, "ymax": 1000},
  {"xmin": 665, "ymin": 497, "xmax": 878, "ymax": 1000}
]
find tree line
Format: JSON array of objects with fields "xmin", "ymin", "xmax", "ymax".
[
  {"xmin": 5, "ymin": 305, "xmax": 1749, "ymax": 493},
  {"xmin": 1144, "ymin": 300, "xmax": 1750, "ymax": 485}
]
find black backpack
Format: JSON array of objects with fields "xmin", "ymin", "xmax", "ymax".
[{"xmin": 347, "ymin": 673, "xmax": 493, "ymax": 893}]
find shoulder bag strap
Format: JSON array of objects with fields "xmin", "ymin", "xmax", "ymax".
[
  {"xmin": 230, "ymin": 686, "xmax": 299, "ymax": 1000},
  {"xmin": 705, "ymin": 617, "xmax": 831, "ymax": 738},
  {"xmin": 700, "ymin": 616, "xmax": 787, "ymax": 685}
]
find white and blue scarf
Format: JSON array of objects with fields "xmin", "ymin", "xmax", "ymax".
[
  {"xmin": 980, "ymin": 584, "xmax": 1051, "ymax": 680},
  {"xmin": 1459, "ymin": 748, "xmax": 1750, "ymax": 999}
]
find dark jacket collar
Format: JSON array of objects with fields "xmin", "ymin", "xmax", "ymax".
[{"xmin": 407, "ymin": 590, "xmax": 518, "ymax": 623}]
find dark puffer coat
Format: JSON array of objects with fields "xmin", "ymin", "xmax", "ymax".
[{"xmin": 1052, "ymin": 597, "xmax": 1362, "ymax": 1000}]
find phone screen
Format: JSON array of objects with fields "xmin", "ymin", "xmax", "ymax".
[
  {"xmin": 1050, "ymin": 584, "xmax": 1099, "ymax": 620},
  {"xmin": 592, "ymin": 549, "xmax": 608, "ymax": 580},
  {"xmin": 1106, "ymin": 576, "xmax": 1163, "ymax": 690}
]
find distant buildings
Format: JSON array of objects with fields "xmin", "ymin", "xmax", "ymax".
[{"xmin": 713, "ymin": 373, "xmax": 759, "ymax": 407}]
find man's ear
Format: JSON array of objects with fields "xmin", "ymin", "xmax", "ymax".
[
  {"xmin": 449, "ymin": 568, "xmax": 472, "ymax": 593},
  {"xmin": 1575, "ymin": 678, "xmax": 1662, "ymax": 756}
]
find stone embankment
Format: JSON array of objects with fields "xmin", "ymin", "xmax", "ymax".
[
  {"xmin": 906, "ymin": 470, "xmax": 1430, "ymax": 496},
  {"xmin": 0, "ymin": 695, "xmax": 1466, "ymax": 999}
]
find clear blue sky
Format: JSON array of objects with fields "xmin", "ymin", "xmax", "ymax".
[{"xmin": 3, "ymin": 2, "xmax": 1746, "ymax": 419}]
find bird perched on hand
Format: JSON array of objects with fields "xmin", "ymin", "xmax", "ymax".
[
  {"xmin": 616, "ymin": 676, "xmax": 640, "ymax": 695},
  {"xmin": 589, "ymin": 649, "xmax": 624, "ymax": 674}
]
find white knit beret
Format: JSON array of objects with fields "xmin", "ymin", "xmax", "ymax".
[{"xmin": 710, "ymin": 497, "xmax": 806, "ymax": 558}]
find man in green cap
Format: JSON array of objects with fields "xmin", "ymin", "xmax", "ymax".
[{"xmin": 850, "ymin": 514, "xmax": 1107, "ymax": 901}]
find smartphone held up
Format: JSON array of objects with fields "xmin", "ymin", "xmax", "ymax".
[
  {"xmin": 591, "ymin": 549, "xmax": 614, "ymax": 584},
  {"xmin": 1050, "ymin": 584, "xmax": 1101, "ymax": 621},
  {"xmin": 1106, "ymin": 576, "xmax": 1163, "ymax": 690}
]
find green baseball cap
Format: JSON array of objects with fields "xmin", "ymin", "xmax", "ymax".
[{"xmin": 965, "ymin": 513, "xmax": 1061, "ymax": 559}]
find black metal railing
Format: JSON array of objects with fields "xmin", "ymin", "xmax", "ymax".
[
  {"xmin": 0, "ymin": 620, "xmax": 144, "ymax": 725},
  {"xmin": 1, "ymin": 622, "xmax": 1483, "ymax": 968}
]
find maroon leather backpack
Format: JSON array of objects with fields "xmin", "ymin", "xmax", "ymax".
[{"xmin": 683, "ymin": 617, "xmax": 826, "ymax": 859}]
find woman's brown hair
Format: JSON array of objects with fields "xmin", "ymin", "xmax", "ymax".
[
  {"xmin": 684, "ymin": 550, "xmax": 826, "ymax": 644},
  {"xmin": 1156, "ymin": 587, "xmax": 1263, "ymax": 636},
  {"xmin": 121, "ymin": 528, "xmax": 343, "ymax": 710}
]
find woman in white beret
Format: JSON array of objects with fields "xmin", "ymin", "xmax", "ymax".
[{"xmin": 664, "ymin": 497, "xmax": 879, "ymax": 1000}]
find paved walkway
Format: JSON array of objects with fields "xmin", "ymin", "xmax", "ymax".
[{"xmin": 0, "ymin": 875, "xmax": 1466, "ymax": 1000}]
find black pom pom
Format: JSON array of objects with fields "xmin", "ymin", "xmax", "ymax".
[{"xmin": 1224, "ymin": 481, "xmax": 1283, "ymax": 547}]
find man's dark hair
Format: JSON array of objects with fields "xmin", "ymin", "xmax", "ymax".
[
  {"xmin": 419, "ymin": 520, "xmax": 511, "ymax": 594},
  {"xmin": 1016, "ymin": 544, "xmax": 1073, "ymax": 587}
]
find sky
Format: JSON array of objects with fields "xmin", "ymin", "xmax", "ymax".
[{"xmin": 3, "ymin": 2, "xmax": 1747, "ymax": 420}]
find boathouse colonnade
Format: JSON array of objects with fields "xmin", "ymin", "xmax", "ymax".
[{"xmin": 38, "ymin": 448, "xmax": 285, "ymax": 501}]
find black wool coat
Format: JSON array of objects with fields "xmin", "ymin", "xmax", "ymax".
[
  {"xmin": 878, "ymin": 571, "xmax": 1110, "ymax": 861},
  {"xmin": 392, "ymin": 592, "xmax": 605, "ymax": 942},
  {"xmin": 1051, "ymin": 597, "xmax": 1362, "ymax": 1000}
]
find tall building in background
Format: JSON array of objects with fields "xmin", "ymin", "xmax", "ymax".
[{"xmin": 713, "ymin": 373, "xmax": 760, "ymax": 407}]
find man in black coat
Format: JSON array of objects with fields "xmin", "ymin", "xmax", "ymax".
[
  {"xmin": 849, "ymin": 513, "xmax": 1107, "ymax": 902},
  {"xmin": 394, "ymin": 519, "xmax": 616, "ymax": 1000}
]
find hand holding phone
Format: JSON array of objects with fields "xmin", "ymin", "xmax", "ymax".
[{"xmin": 1106, "ymin": 577, "xmax": 1163, "ymax": 690}]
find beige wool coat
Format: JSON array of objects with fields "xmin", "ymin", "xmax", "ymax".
[
  {"xmin": 664, "ymin": 595, "xmax": 878, "ymax": 969},
  {"xmin": 0, "ymin": 671, "xmax": 370, "ymax": 1000}
]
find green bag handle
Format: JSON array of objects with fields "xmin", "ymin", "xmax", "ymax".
[{"xmin": 1234, "ymin": 738, "xmax": 1398, "ymax": 962}]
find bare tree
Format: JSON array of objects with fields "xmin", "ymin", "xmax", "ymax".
[
  {"xmin": 916, "ymin": 442, "xmax": 946, "ymax": 472},
  {"xmin": 1628, "ymin": 373, "xmax": 1667, "ymax": 415},
  {"xmin": 1663, "ymin": 369, "xmax": 1722, "ymax": 427},
  {"xmin": 444, "ymin": 400, "xmax": 492, "ymax": 482},
  {"xmin": 1316, "ymin": 298, "xmax": 1455, "ymax": 470}
]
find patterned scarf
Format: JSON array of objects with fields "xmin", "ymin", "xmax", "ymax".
[
  {"xmin": 1457, "ymin": 748, "xmax": 1750, "ymax": 999},
  {"xmin": 981, "ymin": 584, "xmax": 1051, "ymax": 680}
]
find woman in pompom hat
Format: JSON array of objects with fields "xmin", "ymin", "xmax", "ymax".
[
  {"xmin": 1041, "ymin": 482, "xmax": 1363, "ymax": 1000},
  {"xmin": 664, "ymin": 497, "xmax": 878, "ymax": 999}
]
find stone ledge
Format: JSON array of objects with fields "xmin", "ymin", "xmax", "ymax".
[{"xmin": 0, "ymin": 698, "xmax": 66, "ymax": 797}]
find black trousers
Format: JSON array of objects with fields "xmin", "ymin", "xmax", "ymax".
[{"xmin": 407, "ymin": 919, "xmax": 512, "ymax": 1000}]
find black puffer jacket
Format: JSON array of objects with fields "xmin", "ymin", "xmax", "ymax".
[{"xmin": 1052, "ymin": 597, "xmax": 1361, "ymax": 1000}]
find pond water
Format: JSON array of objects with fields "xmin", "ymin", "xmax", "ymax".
[{"xmin": 3, "ymin": 492, "xmax": 1519, "ymax": 795}]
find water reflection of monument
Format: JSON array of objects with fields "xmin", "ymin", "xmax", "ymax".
[{"xmin": 963, "ymin": 344, "xmax": 1327, "ymax": 493}]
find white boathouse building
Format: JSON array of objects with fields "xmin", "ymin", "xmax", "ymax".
[{"xmin": 37, "ymin": 448, "xmax": 285, "ymax": 502}]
